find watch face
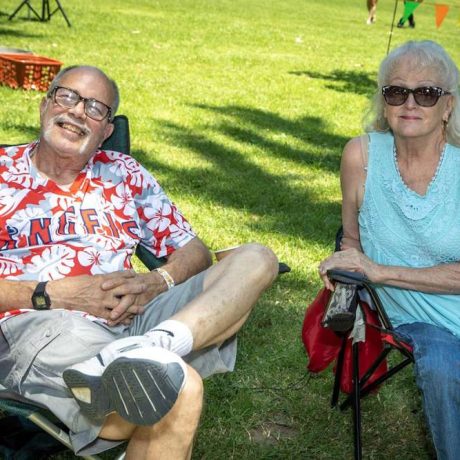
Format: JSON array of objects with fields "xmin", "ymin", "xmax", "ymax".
[
  {"xmin": 33, "ymin": 295, "xmax": 49, "ymax": 310},
  {"xmin": 32, "ymin": 282, "xmax": 51, "ymax": 310}
]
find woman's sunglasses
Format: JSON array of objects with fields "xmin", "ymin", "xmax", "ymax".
[{"xmin": 382, "ymin": 85, "xmax": 450, "ymax": 107}]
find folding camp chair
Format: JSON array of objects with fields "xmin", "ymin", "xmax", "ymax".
[
  {"xmin": 302, "ymin": 226, "xmax": 414, "ymax": 459},
  {"xmin": 0, "ymin": 115, "xmax": 290, "ymax": 457},
  {"xmin": 9, "ymin": 0, "xmax": 71, "ymax": 27},
  {"xmin": 324, "ymin": 268, "xmax": 414, "ymax": 460}
]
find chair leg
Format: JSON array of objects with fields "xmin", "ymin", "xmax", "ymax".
[
  {"xmin": 358, "ymin": 356, "xmax": 413, "ymax": 399},
  {"xmin": 9, "ymin": 0, "xmax": 41, "ymax": 21},
  {"xmin": 352, "ymin": 342, "xmax": 362, "ymax": 460},
  {"xmin": 42, "ymin": 0, "xmax": 50, "ymax": 20},
  {"xmin": 331, "ymin": 336, "xmax": 347, "ymax": 407},
  {"xmin": 28, "ymin": 412, "xmax": 103, "ymax": 460},
  {"xmin": 340, "ymin": 347, "xmax": 392, "ymax": 411},
  {"xmin": 51, "ymin": 0, "xmax": 71, "ymax": 27}
]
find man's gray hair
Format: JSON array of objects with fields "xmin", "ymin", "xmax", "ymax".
[
  {"xmin": 364, "ymin": 40, "xmax": 460, "ymax": 146},
  {"xmin": 48, "ymin": 65, "xmax": 120, "ymax": 119}
]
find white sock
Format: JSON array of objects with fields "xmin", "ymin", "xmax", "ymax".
[{"xmin": 144, "ymin": 320, "xmax": 193, "ymax": 357}]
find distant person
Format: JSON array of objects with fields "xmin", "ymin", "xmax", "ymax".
[
  {"xmin": 397, "ymin": 0, "xmax": 423, "ymax": 28},
  {"xmin": 367, "ymin": 0, "xmax": 378, "ymax": 24}
]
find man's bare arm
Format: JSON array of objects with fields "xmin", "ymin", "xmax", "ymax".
[
  {"xmin": 0, "ymin": 238, "xmax": 211, "ymax": 325},
  {"xmin": 0, "ymin": 272, "xmax": 143, "ymax": 320},
  {"xmin": 0, "ymin": 280, "xmax": 40, "ymax": 311},
  {"xmin": 159, "ymin": 236, "xmax": 213, "ymax": 285}
]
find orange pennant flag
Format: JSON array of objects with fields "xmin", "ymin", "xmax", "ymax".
[{"xmin": 435, "ymin": 4, "xmax": 449, "ymax": 28}]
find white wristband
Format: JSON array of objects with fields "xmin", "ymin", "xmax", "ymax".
[{"xmin": 154, "ymin": 267, "xmax": 175, "ymax": 290}]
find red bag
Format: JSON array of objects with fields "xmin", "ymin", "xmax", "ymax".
[{"xmin": 302, "ymin": 287, "xmax": 388, "ymax": 394}]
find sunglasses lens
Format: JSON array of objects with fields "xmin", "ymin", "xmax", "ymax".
[
  {"xmin": 413, "ymin": 87, "xmax": 440, "ymax": 107},
  {"xmin": 382, "ymin": 86, "xmax": 443, "ymax": 107},
  {"xmin": 383, "ymin": 86, "xmax": 408, "ymax": 105}
]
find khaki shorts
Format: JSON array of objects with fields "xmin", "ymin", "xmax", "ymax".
[{"xmin": 0, "ymin": 270, "xmax": 237, "ymax": 456}]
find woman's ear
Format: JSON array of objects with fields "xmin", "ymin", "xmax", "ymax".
[{"xmin": 443, "ymin": 95, "xmax": 454, "ymax": 122}]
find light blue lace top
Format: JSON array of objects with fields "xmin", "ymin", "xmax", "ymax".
[{"xmin": 359, "ymin": 132, "xmax": 460, "ymax": 338}]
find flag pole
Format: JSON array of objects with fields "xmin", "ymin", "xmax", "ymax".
[{"xmin": 387, "ymin": 0, "xmax": 400, "ymax": 55}]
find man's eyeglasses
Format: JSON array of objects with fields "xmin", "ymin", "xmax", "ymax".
[
  {"xmin": 48, "ymin": 86, "xmax": 113, "ymax": 121},
  {"xmin": 382, "ymin": 85, "xmax": 450, "ymax": 108}
]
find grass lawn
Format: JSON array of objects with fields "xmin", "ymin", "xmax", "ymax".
[{"xmin": 0, "ymin": 0, "xmax": 459, "ymax": 458}]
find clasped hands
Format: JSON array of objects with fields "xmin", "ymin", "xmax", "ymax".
[{"xmin": 49, "ymin": 270, "xmax": 165, "ymax": 326}]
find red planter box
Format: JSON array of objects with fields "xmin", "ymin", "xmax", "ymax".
[{"xmin": 0, "ymin": 54, "xmax": 63, "ymax": 91}]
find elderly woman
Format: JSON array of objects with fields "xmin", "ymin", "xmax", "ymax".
[{"xmin": 318, "ymin": 40, "xmax": 460, "ymax": 460}]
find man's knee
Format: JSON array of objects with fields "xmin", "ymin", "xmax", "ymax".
[
  {"xmin": 179, "ymin": 366, "xmax": 204, "ymax": 417},
  {"xmin": 151, "ymin": 365, "xmax": 203, "ymax": 436},
  {"xmin": 235, "ymin": 243, "xmax": 279, "ymax": 281}
]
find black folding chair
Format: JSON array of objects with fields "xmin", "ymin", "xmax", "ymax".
[
  {"xmin": 9, "ymin": 0, "xmax": 71, "ymax": 27},
  {"xmin": 326, "ymin": 268, "xmax": 414, "ymax": 460}
]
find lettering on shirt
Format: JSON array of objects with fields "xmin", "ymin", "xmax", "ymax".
[
  {"xmin": 28, "ymin": 218, "xmax": 52, "ymax": 246},
  {"xmin": 57, "ymin": 206, "xmax": 76, "ymax": 235},
  {"xmin": 1, "ymin": 226, "xmax": 18, "ymax": 250},
  {"xmin": 26, "ymin": 209, "xmax": 138, "ymax": 245}
]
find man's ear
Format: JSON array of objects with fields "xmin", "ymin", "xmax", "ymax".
[
  {"xmin": 39, "ymin": 97, "xmax": 49, "ymax": 118},
  {"xmin": 99, "ymin": 121, "xmax": 114, "ymax": 147}
]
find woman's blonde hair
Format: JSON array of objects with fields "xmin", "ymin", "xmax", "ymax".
[{"xmin": 364, "ymin": 40, "xmax": 460, "ymax": 146}]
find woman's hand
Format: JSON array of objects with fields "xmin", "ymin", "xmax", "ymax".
[{"xmin": 318, "ymin": 248, "xmax": 379, "ymax": 290}]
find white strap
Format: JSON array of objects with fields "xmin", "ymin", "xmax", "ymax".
[{"xmin": 154, "ymin": 267, "xmax": 175, "ymax": 290}]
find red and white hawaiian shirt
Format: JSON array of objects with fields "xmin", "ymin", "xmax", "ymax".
[{"xmin": 0, "ymin": 143, "xmax": 196, "ymax": 322}]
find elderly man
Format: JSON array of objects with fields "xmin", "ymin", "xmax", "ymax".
[{"xmin": 0, "ymin": 65, "xmax": 278, "ymax": 459}]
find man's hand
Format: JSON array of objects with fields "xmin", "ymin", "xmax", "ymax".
[
  {"xmin": 47, "ymin": 271, "xmax": 149, "ymax": 325},
  {"xmin": 100, "ymin": 270, "xmax": 169, "ymax": 325},
  {"xmin": 46, "ymin": 238, "xmax": 211, "ymax": 326}
]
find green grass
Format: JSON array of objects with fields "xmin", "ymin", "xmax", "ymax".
[{"xmin": 0, "ymin": 0, "xmax": 458, "ymax": 458}]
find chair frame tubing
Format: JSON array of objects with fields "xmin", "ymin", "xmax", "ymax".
[{"xmin": 328, "ymin": 271, "xmax": 414, "ymax": 460}]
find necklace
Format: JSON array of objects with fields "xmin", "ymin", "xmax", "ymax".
[{"xmin": 393, "ymin": 142, "xmax": 447, "ymax": 193}]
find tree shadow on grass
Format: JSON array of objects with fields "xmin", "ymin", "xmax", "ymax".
[
  {"xmin": 289, "ymin": 69, "xmax": 376, "ymax": 97},
  {"xmin": 134, "ymin": 104, "xmax": 344, "ymax": 244},
  {"xmin": 0, "ymin": 23, "xmax": 42, "ymax": 39},
  {"xmin": 0, "ymin": 123, "xmax": 39, "ymax": 142},
  {"xmin": 194, "ymin": 104, "xmax": 346, "ymax": 171}
]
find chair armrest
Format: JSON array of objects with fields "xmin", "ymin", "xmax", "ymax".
[
  {"xmin": 327, "ymin": 269, "xmax": 368, "ymax": 286},
  {"xmin": 135, "ymin": 244, "xmax": 167, "ymax": 271},
  {"xmin": 278, "ymin": 262, "xmax": 291, "ymax": 274}
]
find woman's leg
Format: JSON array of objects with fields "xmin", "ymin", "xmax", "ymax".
[{"xmin": 396, "ymin": 322, "xmax": 460, "ymax": 460}]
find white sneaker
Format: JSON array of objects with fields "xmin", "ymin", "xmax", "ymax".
[{"xmin": 63, "ymin": 338, "xmax": 187, "ymax": 426}]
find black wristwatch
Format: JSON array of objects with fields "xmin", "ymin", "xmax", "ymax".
[{"xmin": 32, "ymin": 281, "xmax": 51, "ymax": 310}]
